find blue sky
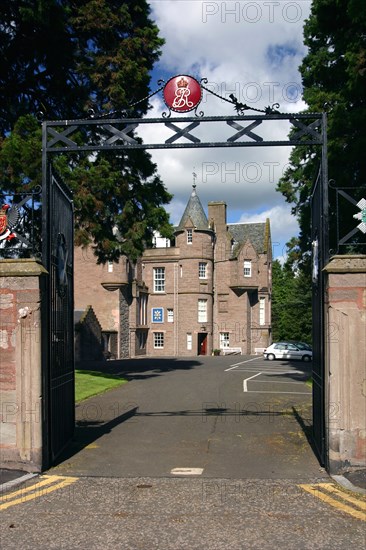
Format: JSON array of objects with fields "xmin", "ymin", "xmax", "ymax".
[{"xmin": 142, "ymin": 0, "xmax": 312, "ymax": 261}]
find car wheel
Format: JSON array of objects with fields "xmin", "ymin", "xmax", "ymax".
[
  {"xmin": 267, "ymin": 353, "xmax": 275, "ymax": 361},
  {"xmin": 302, "ymin": 355, "xmax": 311, "ymax": 362}
]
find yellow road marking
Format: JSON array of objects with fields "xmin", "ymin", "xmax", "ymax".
[
  {"xmin": 85, "ymin": 443, "xmax": 99, "ymax": 449},
  {"xmin": 0, "ymin": 475, "xmax": 63, "ymax": 501},
  {"xmin": 299, "ymin": 483, "xmax": 366, "ymax": 522},
  {"xmin": 0, "ymin": 475, "xmax": 78, "ymax": 511},
  {"xmin": 315, "ymin": 483, "xmax": 366, "ymax": 510}
]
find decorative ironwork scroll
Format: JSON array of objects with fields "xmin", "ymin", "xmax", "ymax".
[{"xmin": 41, "ymin": 74, "xmax": 324, "ymax": 156}]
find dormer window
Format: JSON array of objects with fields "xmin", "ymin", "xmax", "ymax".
[{"xmin": 187, "ymin": 229, "xmax": 193, "ymax": 244}]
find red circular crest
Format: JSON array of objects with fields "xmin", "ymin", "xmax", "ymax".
[{"xmin": 163, "ymin": 76, "xmax": 202, "ymax": 113}]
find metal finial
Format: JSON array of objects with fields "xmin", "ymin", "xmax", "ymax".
[{"xmin": 192, "ymin": 169, "xmax": 197, "ymax": 191}]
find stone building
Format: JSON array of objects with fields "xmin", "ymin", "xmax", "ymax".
[{"xmin": 74, "ymin": 186, "xmax": 272, "ymax": 358}]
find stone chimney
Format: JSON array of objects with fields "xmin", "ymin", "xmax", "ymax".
[{"xmin": 208, "ymin": 201, "xmax": 227, "ymax": 236}]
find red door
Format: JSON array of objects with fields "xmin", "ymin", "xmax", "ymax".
[{"xmin": 198, "ymin": 333, "xmax": 207, "ymax": 355}]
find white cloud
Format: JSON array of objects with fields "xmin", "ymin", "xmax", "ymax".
[{"xmin": 144, "ymin": 0, "xmax": 311, "ymax": 259}]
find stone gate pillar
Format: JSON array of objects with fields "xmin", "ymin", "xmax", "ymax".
[
  {"xmin": 324, "ymin": 255, "xmax": 366, "ymax": 473},
  {"xmin": 0, "ymin": 259, "xmax": 47, "ymax": 472}
]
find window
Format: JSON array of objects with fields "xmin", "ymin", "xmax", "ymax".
[
  {"xmin": 259, "ymin": 297, "xmax": 265, "ymax": 326},
  {"xmin": 199, "ymin": 262, "xmax": 207, "ymax": 279},
  {"xmin": 138, "ymin": 293, "xmax": 148, "ymax": 325},
  {"xmin": 187, "ymin": 333, "xmax": 192, "ymax": 350},
  {"xmin": 153, "ymin": 332, "xmax": 164, "ymax": 348},
  {"xmin": 167, "ymin": 308, "xmax": 174, "ymax": 323},
  {"xmin": 231, "ymin": 239, "xmax": 237, "ymax": 255},
  {"xmin": 274, "ymin": 343, "xmax": 286, "ymax": 350},
  {"xmin": 187, "ymin": 229, "xmax": 193, "ymax": 244},
  {"xmin": 137, "ymin": 331, "xmax": 147, "ymax": 350},
  {"xmin": 103, "ymin": 332, "xmax": 112, "ymax": 353},
  {"xmin": 244, "ymin": 260, "xmax": 252, "ymax": 277},
  {"xmin": 220, "ymin": 332, "xmax": 229, "ymax": 349},
  {"xmin": 198, "ymin": 299, "xmax": 207, "ymax": 323},
  {"xmin": 153, "ymin": 267, "xmax": 165, "ymax": 292},
  {"xmin": 107, "ymin": 261, "xmax": 113, "ymax": 273}
]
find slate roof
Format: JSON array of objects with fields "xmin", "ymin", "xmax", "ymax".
[
  {"xmin": 175, "ymin": 186, "xmax": 209, "ymax": 232},
  {"xmin": 173, "ymin": 186, "xmax": 270, "ymax": 255},
  {"xmin": 228, "ymin": 222, "xmax": 269, "ymax": 256}
]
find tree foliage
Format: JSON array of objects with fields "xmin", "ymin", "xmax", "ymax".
[
  {"xmin": 271, "ymin": 257, "xmax": 312, "ymax": 344},
  {"xmin": 277, "ymin": 0, "xmax": 366, "ymax": 257},
  {"xmin": 274, "ymin": 0, "xmax": 366, "ymax": 342},
  {"xmin": 0, "ymin": 0, "xmax": 172, "ymax": 262}
]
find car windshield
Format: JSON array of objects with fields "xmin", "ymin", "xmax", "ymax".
[{"xmin": 294, "ymin": 342, "xmax": 311, "ymax": 350}]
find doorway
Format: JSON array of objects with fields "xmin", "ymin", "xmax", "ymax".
[{"xmin": 198, "ymin": 332, "xmax": 208, "ymax": 355}]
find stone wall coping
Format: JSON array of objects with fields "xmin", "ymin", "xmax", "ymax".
[
  {"xmin": 0, "ymin": 258, "xmax": 48, "ymax": 276},
  {"xmin": 323, "ymin": 255, "xmax": 366, "ymax": 273}
]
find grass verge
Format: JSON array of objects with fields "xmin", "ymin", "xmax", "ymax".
[
  {"xmin": 75, "ymin": 370, "xmax": 127, "ymax": 403},
  {"xmin": 305, "ymin": 377, "xmax": 313, "ymax": 388}
]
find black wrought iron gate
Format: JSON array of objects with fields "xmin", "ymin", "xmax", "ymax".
[
  {"xmin": 42, "ymin": 166, "xmax": 74, "ymax": 465},
  {"xmin": 41, "ymin": 77, "xmax": 328, "ymax": 467},
  {"xmin": 310, "ymin": 172, "xmax": 328, "ymax": 466}
]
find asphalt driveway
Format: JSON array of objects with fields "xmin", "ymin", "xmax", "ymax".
[
  {"xmin": 51, "ymin": 355, "xmax": 320, "ymax": 480},
  {"xmin": 3, "ymin": 357, "xmax": 366, "ymax": 550}
]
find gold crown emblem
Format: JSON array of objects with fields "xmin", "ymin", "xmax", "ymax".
[{"xmin": 177, "ymin": 77, "xmax": 189, "ymax": 88}]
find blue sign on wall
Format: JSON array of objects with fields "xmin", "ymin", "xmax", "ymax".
[{"xmin": 152, "ymin": 307, "xmax": 164, "ymax": 323}]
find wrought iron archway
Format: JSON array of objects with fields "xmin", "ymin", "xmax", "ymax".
[{"xmin": 41, "ymin": 76, "xmax": 329, "ymax": 466}]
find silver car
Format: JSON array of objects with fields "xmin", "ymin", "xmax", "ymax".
[{"xmin": 263, "ymin": 342, "xmax": 312, "ymax": 362}]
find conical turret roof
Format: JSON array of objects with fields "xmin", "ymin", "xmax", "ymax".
[{"xmin": 176, "ymin": 185, "xmax": 209, "ymax": 231}]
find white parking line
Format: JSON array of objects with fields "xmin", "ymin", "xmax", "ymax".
[
  {"xmin": 251, "ymin": 380, "xmax": 309, "ymax": 385},
  {"xmin": 225, "ymin": 357, "xmax": 262, "ymax": 371},
  {"xmin": 170, "ymin": 468, "xmax": 204, "ymax": 475},
  {"xmin": 245, "ymin": 390, "xmax": 311, "ymax": 395},
  {"xmin": 243, "ymin": 372, "xmax": 262, "ymax": 392},
  {"xmin": 259, "ymin": 370, "xmax": 305, "ymax": 376},
  {"xmin": 228, "ymin": 368, "xmax": 305, "ymax": 375}
]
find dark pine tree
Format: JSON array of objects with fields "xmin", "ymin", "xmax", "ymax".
[{"xmin": 0, "ymin": 0, "xmax": 173, "ymax": 262}]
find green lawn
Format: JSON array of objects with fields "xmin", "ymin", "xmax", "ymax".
[{"xmin": 75, "ymin": 370, "xmax": 127, "ymax": 403}]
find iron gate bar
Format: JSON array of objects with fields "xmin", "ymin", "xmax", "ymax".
[
  {"xmin": 330, "ymin": 184, "xmax": 366, "ymax": 251},
  {"xmin": 41, "ymin": 165, "xmax": 75, "ymax": 465},
  {"xmin": 165, "ymin": 120, "xmax": 201, "ymax": 143},
  {"xmin": 337, "ymin": 189, "xmax": 358, "ymax": 207},
  {"xmin": 339, "ymin": 227, "xmax": 359, "ymax": 246},
  {"xmin": 46, "ymin": 141, "xmax": 326, "ymax": 152},
  {"xmin": 310, "ymin": 169, "xmax": 327, "ymax": 466},
  {"xmin": 44, "ymin": 113, "xmax": 323, "ymax": 152},
  {"xmin": 291, "ymin": 119, "xmax": 324, "ymax": 142},
  {"xmin": 47, "ymin": 126, "xmax": 79, "ymax": 148},
  {"xmin": 227, "ymin": 119, "xmax": 263, "ymax": 142},
  {"xmin": 103, "ymin": 122, "xmax": 139, "ymax": 145}
]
